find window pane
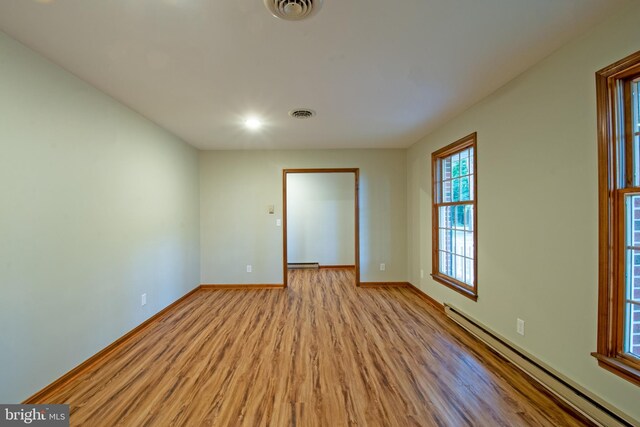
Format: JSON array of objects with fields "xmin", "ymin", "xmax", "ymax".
[
  {"xmin": 465, "ymin": 259, "xmax": 474, "ymax": 286},
  {"xmin": 465, "ymin": 205, "xmax": 474, "ymax": 231},
  {"xmin": 452, "ymin": 178, "xmax": 460, "ymax": 202},
  {"xmin": 455, "ymin": 205, "xmax": 465, "ymax": 229},
  {"xmin": 442, "ymin": 180, "xmax": 452, "ymax": 203},
  {"xmin": 449, "ymin": 206, "xmax": 456, "ymax": 228},
  {"xmin": 439, "ymin": 147, "xmax": 475, "ymax": 204},
  {"xmin": 628, "ymin": 248, "xmax": 640, "ymax": 303},
  {"xmin": 624, "ymin": 194, "xmax": 640, "ymax": 356},
  {"xmin": 634, "ymin": 79, "xmax": 640, "ymax": 130},
  {"xmin": 625, "ymin": 303, "xmax": 640, "ymax": 357},
  {"xmin": 460, "ymin": 149, "xmax": 469, "ymax": 176},
  {"xmin": 634, "ymin": 134, "xmax": 640, "ymax": 187},
  {"xmin": 634, "ymin": 79, "xmax": 640, "ymax": 186},
  {"xmin": 439, "ymin": 206, "xmax": 450, "ymax": 228},
  {"xmin": 440, "ymin": 251, "xmax": 452, "ymax": 277},
  {"xmin": 442, "ymin": 156, "xmax": 452, "ymax": 181},
  {"xmin": 460, "ymin": 176, "xmax": 470, "ymax": 201},
  {"xmin": 452, "ymin": 153, "xmax": 460, "ymax": 178},
  {"xmin": 439, "ymin": 228, "xmax": 452, "ymax": 253},
  {"xmin": 455, "ymin": 230, "xmax": 464, "ymax": 253},
  {"xmin": 436, "ymin": 203, "xmax": 474, "ymax": 286},
  {"xmin": 454, "ymin": 255, "xmax": 465, "ymax": 282},
  {"xmin": 465, "ymin": 232, "xmax": 474, "ymax": 258},
  {"xmin": 630, "ymin": 195, "xmax": 640, "ymax": 247},
  {"xmin": 625, "ymin": 195, "xmax": 640, "ymax": 301}
]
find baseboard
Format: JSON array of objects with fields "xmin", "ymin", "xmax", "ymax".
[
  {"xmin": 23, "ymin": 285, "xmax": 201, "ymax": 404},
  {"xmin": 319, "ymin": 265, "xmax": 355, "ymax": 269},
  {"xmin": 200, "ymin": 284, "xmax": 285, "ymax": 290},
  {"xmin": 359, "ymin": 281, "xmax": 409, "ymax": 288},
  {"xmin": 405, "ymin": 282, "xmax": 445, "ymax": 313},
  {"xmin": 443, "ymin": 304, "xmax": 638, "ymax": 427},
  {"xmin": 23, "ymin": 282, "xmax": 283, "ymax": 402}
]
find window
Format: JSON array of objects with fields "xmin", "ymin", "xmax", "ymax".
[
  {"xmin": 594, "ymin": 50, "xmax": 640, "ymax": 386},
  {"xmin": 432, "ymin": 133, "xmax": 477, "ymax": 300}
]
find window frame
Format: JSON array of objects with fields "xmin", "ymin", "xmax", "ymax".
[
  {"xmin": 594, "ymin": 50, "xmax": 640, "ymax": 387},
  {"xmin": 431, "ymin": 132, "xmax": 478, "ymax": 301}
]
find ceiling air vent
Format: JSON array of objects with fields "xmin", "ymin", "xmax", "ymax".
[
  {"xmin": 264, "ymin": 0, "xmax": 323, "ymax": 21},
  {"xmin": 289, "ymin": 109, "xmax": 316, "ymax": 119}
]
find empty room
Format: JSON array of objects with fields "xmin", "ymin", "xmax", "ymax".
[{"xmin": 1, "ymin": 0, "xmax": 640, "ymax": 426}]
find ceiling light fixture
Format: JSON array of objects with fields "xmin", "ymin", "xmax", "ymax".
[
  {"xmin": 244, "ymin": 117, "xmax": 262, "ymax": 130},
  {"xmin": 264, "ymin": 0, "xmax": 323, "ymax": 21}
]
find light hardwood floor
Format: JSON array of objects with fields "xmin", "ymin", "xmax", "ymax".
[{"xmin": 37, "ymin": 269, "xmax": 591, "ymax": 426}]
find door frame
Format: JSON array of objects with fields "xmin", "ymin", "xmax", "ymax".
[{"xmin": 282, "ymin": 168, "xmax": 360, "ymax": 287}]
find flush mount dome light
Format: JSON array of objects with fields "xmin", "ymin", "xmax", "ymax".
[
  {"xmin": 264, "ymin": 0, "xmax": 323, "ymax": 21},
  {"xmin": 244, "ymin": 117, "xmax": 262, "ymax": 130}
]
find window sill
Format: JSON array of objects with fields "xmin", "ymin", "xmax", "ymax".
[
  {"xmin": 591, "ymin": 353, "xmax": 640, "ymax": 387},
  {"xmin": 431, "ymin": 273, "xmax": 477, "ymax": 301}
]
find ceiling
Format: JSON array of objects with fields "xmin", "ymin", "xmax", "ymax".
[{"xmin": 0, "ymin": 0, "xmax": 629, "ymax": 150}]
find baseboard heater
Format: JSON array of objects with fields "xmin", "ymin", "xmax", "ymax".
[
  {"xmin": 443, "ymin": 304, "xmax": 638, "ymax": 427},
  {"xmin": 287, "ymin": 262, "xmax": 319, "ymax": 270}
]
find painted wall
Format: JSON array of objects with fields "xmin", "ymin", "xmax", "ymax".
[
  {"xmin": 200, "ymin": 149, "xmax": 406, "ymax": 284},
  {"xmin": 406, "ymin": 3, "xmax": 640, "ymax": 420},
  {"xmin": 0, "ymin": 32, "xmax": 200, "ymax": 403},
  {"xmin": 287, "ymin": 173, "xmax": 355, "ymax": 266}
]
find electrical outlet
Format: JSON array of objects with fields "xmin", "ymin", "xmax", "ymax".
[
  {"xmin": 517, "ymin": 318, "xmax": 525, "ymax": 336},
  {"xmin": 246, "ymin": 265, "xmax": 252, "ymax": 273},
  {"xmin": 141, "ymin": 293, "xmax": 147, "ymax": 307},
  {"xmin": 276, "ymin": 219, "xmax": 281, "ymax": 227},
  {"xmin": 380, "ymin": 263, "xmax": 386, "ymax": 271},
  {"xmin": 420, "ymin": 269, "xmax": 424, "ymax": 279}
]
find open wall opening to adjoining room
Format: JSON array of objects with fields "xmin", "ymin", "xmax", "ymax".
[{"xmin": 282, "ymin": 169, "xmax": 360, "ymax": 287}]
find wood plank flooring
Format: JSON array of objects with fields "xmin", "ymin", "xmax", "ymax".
[{"xmin": 37, "ymin": 269, "xmax": 592, "ymax": 426}]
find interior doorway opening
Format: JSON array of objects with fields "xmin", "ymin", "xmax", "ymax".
[{"xmin": 282, "ymin": 169, "xmax": 360, "ymax": 287}]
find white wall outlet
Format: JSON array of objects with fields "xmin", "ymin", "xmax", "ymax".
[
  {"xmin": 246, "ymin": 264, "xmax": 252, "ymax": 273},
  {"xmin": 380, "ymin": 263, "xmax": 386, "ymax": 271},
  {"xmin": 420, "ymin": 269, "xmax": 424, "ymax": 279},
  {"xmin": 141, "ymin": 293, "xmax": 147, "ymax": 307},
  {"xmin": 517, "ymin": 318, "xmax": 525, "ymax": 336},
  {"xmin": 276, "ymin": 219, "xmax": 281, "ymax": 227}
]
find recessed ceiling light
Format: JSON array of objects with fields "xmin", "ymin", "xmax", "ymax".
[{"xmin": 244, "ymin": 117, "xmax": 262, "ymax": 130}]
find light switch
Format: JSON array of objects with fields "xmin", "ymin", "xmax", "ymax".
[{"xmin": 268, "ymin": 205, "xmax": 275, "ymax": 214}]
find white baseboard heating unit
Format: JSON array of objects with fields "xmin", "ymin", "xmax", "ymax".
[
  {"xmin": 287, "ymin": 262, "xmax": 319, "ymax": 270},
  {"xmin": 443, "ymin": 304, "xmax": 638, "ymax": 427}
]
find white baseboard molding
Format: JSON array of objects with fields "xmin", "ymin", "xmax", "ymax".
[{"xmin": 444, "ymin": 304, "xmax": 638, "ymax": 427}]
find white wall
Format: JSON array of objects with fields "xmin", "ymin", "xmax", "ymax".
[
  {"xmin": 0, "ymin": 32, "xmax": 200, "ymax": 403},
  {"xmin": 200, "ymin": 149, "xmax": 406, "ymax": 284},
  {"xmin": 406, "ymin": 3, "xmax": 640, "ymax": 420},
  {"xmin": 287, "ymin": 173, "xmax": 355, "ymax": 266}
]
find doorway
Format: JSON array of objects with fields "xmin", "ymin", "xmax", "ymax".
[{"xmin": 282, "ymin": 168, "xmax": 360, "ymax": 287}]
